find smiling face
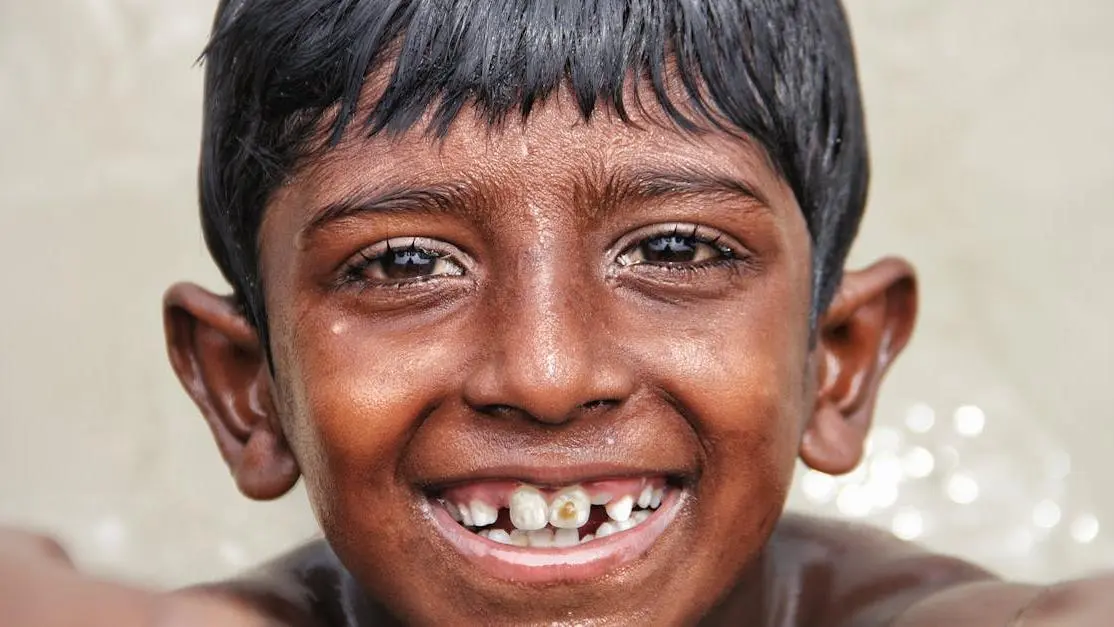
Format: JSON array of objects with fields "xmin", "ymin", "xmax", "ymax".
[
  {"xmin": 246, "ymin": 96, "xmax": 814, "ymax": 623},
  {"xmin": 166, "ymin": 83, "xmax": 916, "ymax": 623}
]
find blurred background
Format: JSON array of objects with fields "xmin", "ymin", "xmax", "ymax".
[{"xmin": 1, "ymin": 0, "xmax": 1111, "ymax": 587}]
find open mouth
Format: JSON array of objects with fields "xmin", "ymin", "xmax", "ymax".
[{"xmin": 425, "ymin": 476, "xmax": 685, "ymax": 583}]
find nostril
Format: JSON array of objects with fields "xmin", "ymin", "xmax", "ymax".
[
  {"xmin": 580, "ymin": 399, "xmax": 619, "ymax": 412},
  {"xmin": 477, "ymin": 404, "xmax": 519, "ymax": 418}
]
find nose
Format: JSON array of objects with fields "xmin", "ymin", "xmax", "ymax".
[{"xmin": 462, "ymin": 267, "xmax": 634, "ymax": 425}]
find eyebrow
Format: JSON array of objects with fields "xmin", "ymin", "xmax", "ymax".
[
  {"xmin": 299, "ymin": 164, "xmax": 770, "ymax": 241},
  {"xmin": 299, "ymin": 181, "xmax": 482, "ymax": 241},
  {"xmin": 605, "ymin": 164, "xmax": 769, "ymax": 208}
]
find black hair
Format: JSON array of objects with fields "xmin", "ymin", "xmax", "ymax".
[{"xmin": 199, "ymin": 0, "xmax": 868, "ymax": 344}]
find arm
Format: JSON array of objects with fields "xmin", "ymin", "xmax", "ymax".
[
  {"xmin": 893, "ymin": 574, "xmax": 1114, "ymax": 626},
  {"xmin": 0, "ymin": 527, "xmax": 284, "ymax": 627}
]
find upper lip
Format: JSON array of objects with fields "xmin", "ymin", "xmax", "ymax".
[{"xmin": 417, "ymin": 463, "xmax": 692, "ymax": 491}]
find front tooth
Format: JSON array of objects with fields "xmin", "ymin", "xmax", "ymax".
[
  {"xmin": 509, "ymin": 485, "xmax": 549, "ymax": 531},
  {"xmin": 548, "ymin": 486, "xmax": 591, "ymax": 529},
  {"xmin": 469, "ymin": 500, "xmax": 498, "ymax": 527},
  {"xmin": 650, "ymin": 488, "xmax": 663, "ymax": 509},
  {"xmin": 527, "ymin": 528, "xmax": 554, "ymax": 548},
  {"xmin": 590, "ymin": 493, "xmax": 613, "ymax": 506},
  {"xmin": 637, "ymin": 486, "xmax": 653, "ymax": 508},
  {"xmin": 553, "ymin": 528, "xmax": 579, "ymax": 547},
  {"xmin": 595, "ymin": 522, "xmax": 617, "ymax": 538},
  {"xmin": 458, "ymin": 505, "xmax": 475, "ymax": 527},
  {"xmin": 487, "ymin": 529, "xmax": 512, "ymax": 545},
  {"xmin": 509, "ymin": 530, "xmax": 530, "ymax": 547},
  {"xmin": 604, "ymin": 495, "xmax": 633, "ymax": 522}
]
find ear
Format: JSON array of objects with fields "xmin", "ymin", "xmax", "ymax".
[
  {"xmin": 800, "ymin": 257, "xmax": 918, "ymax": 475},
  {"xmin": 163, "ymin": 283, "xmax": 299, "ymax": 500}
]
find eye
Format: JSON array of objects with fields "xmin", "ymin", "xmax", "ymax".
[
  {"xmin": 344, "ymin": 238, "xmax": 466, "ymax": 285},
  {"xmin": 617, "ymin": 227, "xmax": 735, "ymax": 267}
]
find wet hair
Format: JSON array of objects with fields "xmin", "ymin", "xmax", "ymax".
[{"xmin": 200, "ymin": 0, "xmax": 869, "ymax": 344}]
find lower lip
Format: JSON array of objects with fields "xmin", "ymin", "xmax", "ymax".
[{"xmin": 427, "ymin": 489, "xmax": 684, "ymax": 584}]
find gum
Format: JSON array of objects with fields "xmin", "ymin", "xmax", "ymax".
[{"xmin": 438, "ymin": 476, "xmax": 666, "ymax": 509}]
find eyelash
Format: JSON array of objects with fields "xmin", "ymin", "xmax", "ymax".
[
  {"xmin": 615, "ymin": 224, "xmax": 747, "ymax": 272},
  {"xmin": 337, "ymin": 224, "xmax": 749, "ymax": 290}
]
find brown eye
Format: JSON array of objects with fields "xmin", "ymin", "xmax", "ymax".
[
  {"xmin": 619, "ymin": 231, "xmax": 731, "ymax": 266},
  {"xmin": 349, "ymin": 241, "xmax": 466, "ymax": 284}
]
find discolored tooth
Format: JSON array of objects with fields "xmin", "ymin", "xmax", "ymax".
[
  {"xmin": 508, "ymin": 530, "xmax": 530, "ymax": 547},
  {"xmin": 469, "ymin": 500, "xmax": 498, "ymax": 527},
  {"xmin": 486, "ymin": 529, "xmax": 512, "ymax": 545},
  {"xmin": 604, "ymin": 495, "xmax": 633, "ymax": 522},
  {"xmin": 595, "ymin": 522, "xmax": 617, "ymax": 538},
  {"xmin": 477, "ymin": 529, "xmax": 491, "ymax": 539},
  {"xmin": 509, "ymin": 485, "xmax": 549, "ymax": 531},
  {"xmin": 650, "ymin": 488, "xmax": 663, "ymax": 509},
  {"xmin": 579, "ymin": 533, "xmax": 595, "ymax": 544},
  {"xmin": 637, "ymin": 486, "xmax": 653, "ymax": 508},
  {"xmin": 590, "ymin": 493, "xmax": 613, "ymax": 506},
  {"xmin": 526, "ymin": 528, "xmax": 555, "ymax": 548},
  {"xmin": 443, "ymin": 500, "xmax": 463, "ymax": 523},
  {"xmin": 632, "ymin": 510, "xmax": 651, "ymax": 525},
  {"xmin": 548, "ymin": 486, "xmax": 591, "ymax": 529},
  {"xmin": 553, "ymin": 528, "xmax": 580, "ymax": 548}
]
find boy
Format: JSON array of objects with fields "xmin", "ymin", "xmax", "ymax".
[{"xmin": 1, "ymin": 0, "xmax": 1111, "ymax": 624}]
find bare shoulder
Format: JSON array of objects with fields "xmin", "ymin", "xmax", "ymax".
[
  {"xmin": 185, "ymin": 539, "xmax": 389, "ymax": 627},
  {"xmin": 770, "ymin": 514, "xmax": 1114, "ymax": 626},
  {"xmin": 766, "ymin": 513, "xmax": 998, "ymax": 626}
]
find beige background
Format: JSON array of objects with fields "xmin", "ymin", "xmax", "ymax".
[{"xmin": 1, "ymin": 0, "xmax": 1111, "ymax": 587}]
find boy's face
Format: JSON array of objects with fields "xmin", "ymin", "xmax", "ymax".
[{"xmin": 168, "ymin": 91, "xmax": 914, "ymax": 624}]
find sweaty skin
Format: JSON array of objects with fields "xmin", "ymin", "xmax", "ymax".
[{"xmin": 162, "ymin": 90, "xmax": 1112, "ymax": 625}]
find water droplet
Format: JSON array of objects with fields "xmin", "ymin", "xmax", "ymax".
[
  {"xmin": 953, "ymin": 405, "xmax": 986, "ymax": 437},
  {"xmin": 946, "ymin": 473, "xmax": 979, "ymax": 504},
  {"xmin": 904, "ymin": 403, "xmax": 935, "ymax": 434}
]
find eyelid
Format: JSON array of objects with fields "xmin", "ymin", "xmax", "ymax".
[
  {"xmin": 339, "ymin": 236, "xmax": 472, "ymax": 279},
  {"xmin": 611, "ymin": 223, "xmax": 749, "ymax": 262}
]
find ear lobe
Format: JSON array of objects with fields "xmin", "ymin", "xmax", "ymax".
[
  {"xmin": 800, "ymin": 257, "xmax": 917, "ymax": 475},
  {"xmin": 163, "ymin": 283, "xmax": 299, "ymax": 500}
]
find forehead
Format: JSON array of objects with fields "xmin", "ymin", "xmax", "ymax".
[{"xmin": 276, "ymin": 92, "xmax": 796, "ymax": 222}]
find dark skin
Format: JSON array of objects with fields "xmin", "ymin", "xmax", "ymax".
[
  {"xmin": 162, "ymin": 93, "xmax": 1109, "ymax": 625},
  {"xmin": 170, "ymin": 95, "xmax": 909, "ymax": 624},
  {"xmin": 3, "ymin": 94, "xmax": 1110, "ymax": 625}
]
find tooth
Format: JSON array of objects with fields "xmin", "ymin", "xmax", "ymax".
[
  {"xmin": 650, "ymin": 488, "xmax": 663, "ymax": 509},
  {"xmin": 604, "ymin": 495, "xmax": 633, "ymax": 522},
  {"xmin": 526, "ymin": 528, "xmax": 554, "ymax": 548},
  {"xmin": 469, "ymin": 500, "xmax": 498, "ymax": 527},
  {"xmin": 591, "ymin": 493, "xmax": 613, "ymax": 506},
  {"xmin": 477, "ymin": 529, "xmax": 490, "ymax": 539},
  {"xmin": 443, "ymin": 501, "xmax": 463, "ymax": 522},
  {"xmin": 580, "ymin": 533, "xmax": 595, "ymax": 544},
  {"xmin": 615, "ymin": 519, "xmax": 636, "ymax": 532},
  {"xmin": 548, "ymin": 486, "xmax": 591, "ymax": 529},
  {"xmin": 553, "ymin": 528, "xmax": 579, "ymax": 547},
  {"xmin": 458, "ymin": 505, "xmax": 475, "ymax": 527},
  {"xmin": 509, "ymin": 530, "xmax": 530, "ymax": 547},
  {"xmin": 486, "ymin": 529, "xmax": 512, "ymax": 545},
  {"xmin": 632, "ymin": 510, "xmax": 651, "ymax": 524},
  {"xmin": 595, "ymin": 522, "xmax": 617, "ymax": 538},
  {"xmin": 509, "ymin": 485, "xmax": 549, "ymax": 531},
  {"xmin": 637, "ymin": 486, "xmax": 653, "ymax": 508}
]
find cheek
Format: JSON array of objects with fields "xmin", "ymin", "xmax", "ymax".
[
  {"xmin": 270, "ymin": 308, "xmax": 467, "ymax": 528},
  {"xmin": 619, "ymin": 277, "xmax": 810, "ymax": 564}
]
